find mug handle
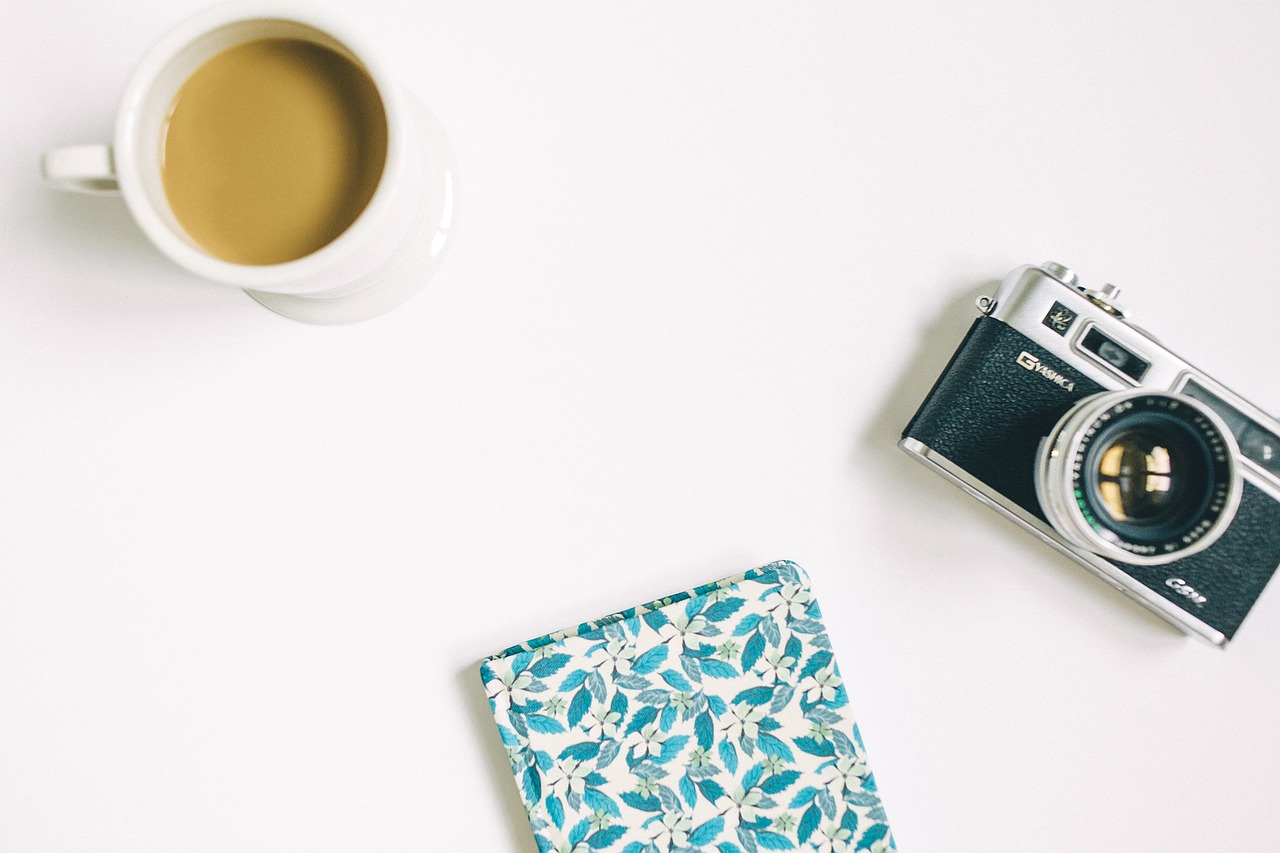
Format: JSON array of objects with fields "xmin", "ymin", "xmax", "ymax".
[{"xmin": 41, "ymin": 144, "xmax": 119, "ymax": 194}]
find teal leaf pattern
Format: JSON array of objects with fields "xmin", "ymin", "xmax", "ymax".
[{"xmin": 483, "ymin": 561, "xmax": 895, "ymax": 853}]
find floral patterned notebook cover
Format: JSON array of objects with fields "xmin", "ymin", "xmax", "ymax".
[{"xmin": 480, "ymin": 560, "xmax": 897, "ymax": 853}]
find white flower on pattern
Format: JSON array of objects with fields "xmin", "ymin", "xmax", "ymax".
[
  {"xmin": 545, "ymin": 757, "xmax": 591, "ymax": 798},
  {"xmin": 489, "ymin": 668, "xmax": 534, "ymax": 711},
  {"xmin": 719, "ymin": 784, "xmax": 764, "ymax": 827},
  {"xmin": 803, "ymin": 664, "xmax": 842, "ymax": 703},
  {"xmin": 659, "ymin": 612, "xmax": 710, "ymax": 654},
  {"xmin": 814, "ymin": 822, "xmax": 853, "ymax": 853},
  {"xmin": 720, "ymin": 702, "xmax": 767, "ymax": 741},
  {"xmin": 650, "ymin": 812, "xmax": 692, "ymax": 848},
  {"xmin": 769, "ymin": 582, "xmax": 811, "ymax": 619},
  {"xmin": 584, "ymin": 705, "xmax": 622, "ymax": 740},
  {"xmin": 625, "ymin": 722, "xmax": 668, "ymax": 758},
  {"xmin": 758, "ymin": 648, "xmax": 796, "ymax": 684},
  {"xmin": 592, "ymin": 639, "xmax": 635, "ymax": 677},
  {"xmin": 822, "ymin": 754, "xmax": 868, "ymax": 795}
]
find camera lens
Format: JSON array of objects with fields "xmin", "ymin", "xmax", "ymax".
[
  {"xmin": 1085, "ymin": 420, "xmax": 1209, "ymax": 538},
  {"xmin": 1036, "ymin": 390, "xmax": 1241, "ymax": 565}
]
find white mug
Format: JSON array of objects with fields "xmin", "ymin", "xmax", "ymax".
[{"xmin": 42, "ymin": 0, "xmax": 458, "ymax": 324}]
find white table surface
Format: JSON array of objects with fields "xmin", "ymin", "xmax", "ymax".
[{"xmin": 5, "ymin": 1, "xmax": 1280, "ymax": 850}]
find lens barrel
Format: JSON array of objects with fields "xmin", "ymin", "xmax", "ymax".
[{"xmin": 1037, "ymin": 390, "xmax": 1241, "ymax": 566}]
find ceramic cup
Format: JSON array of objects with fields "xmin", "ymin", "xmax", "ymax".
[{"xmin": 41, "ymin": 0, "xmax": 458, "ymax": 324}]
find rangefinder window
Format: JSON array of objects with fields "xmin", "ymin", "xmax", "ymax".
[{"xmin": 1079, "ymin": 326, "xmax": 1150, "ymax": 382}]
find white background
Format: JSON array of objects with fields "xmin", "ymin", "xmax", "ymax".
[{"xmin": 4, "ymin": 1, "xmax": 1280, "ymax": 850}]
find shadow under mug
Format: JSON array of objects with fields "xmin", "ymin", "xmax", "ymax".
[{"xmin": 42, "ymin": 0, "xmax": 459, "ymax": 324}]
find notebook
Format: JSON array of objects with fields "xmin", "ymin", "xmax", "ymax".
[{"xmin": 480, "ymin": 560, "xmax": 896, "ymax": 852}]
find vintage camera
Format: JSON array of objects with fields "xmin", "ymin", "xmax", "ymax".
[{"xmin": 901, "ymin": 262, "xmax": 1280, "ymax": 646}]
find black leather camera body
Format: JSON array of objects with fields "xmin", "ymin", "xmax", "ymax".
[{"xmin": 901, "ymin": 262, "xmax": 1280, "ymax": 646}]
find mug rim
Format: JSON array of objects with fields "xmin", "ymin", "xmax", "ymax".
[{"xmin": 113, "ymin": 0, "xmax": 407, "ymax": 294}]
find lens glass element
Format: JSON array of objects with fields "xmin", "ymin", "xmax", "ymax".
[{"xmin": 1085, "ymin": 419, "xmax": 1211, "ymax": 544}]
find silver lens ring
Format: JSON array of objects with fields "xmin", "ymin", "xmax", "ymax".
[{"xmin": 1037, "ymin": 389, "xmax": 1242, "ymax": 566}]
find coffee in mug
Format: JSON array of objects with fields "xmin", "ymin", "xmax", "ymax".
[
  {"xmin": 42, "ymin": 1, "xmax": 459, "ymax": 324},
  {"xmin": 162, "ymin": 37, "xmax": 388, "ymax": 265}
]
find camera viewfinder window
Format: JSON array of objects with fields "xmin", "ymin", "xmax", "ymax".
[{"xmin": 1080, "ymin": 327, "xmax": 1151, "ymax": 382}]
